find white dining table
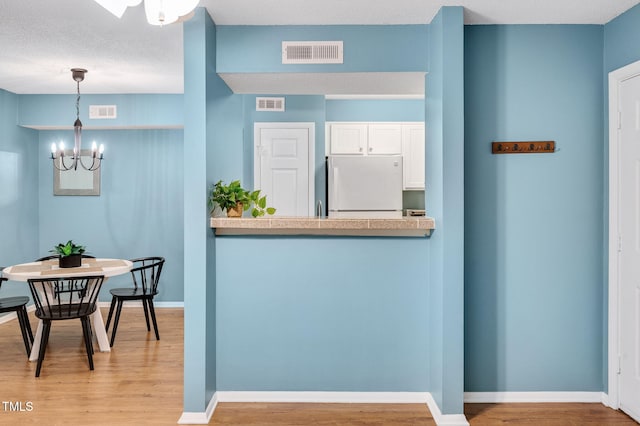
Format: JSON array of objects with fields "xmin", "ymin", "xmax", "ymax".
[{"xmin": 2, "ymin": 258, "xmax": 133, "ymax": 361}]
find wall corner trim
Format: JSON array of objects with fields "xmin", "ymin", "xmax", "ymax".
[
  {"xmin": 425, "ymin": 393, "xmax": 470, "ymax": 426},
  {"xmin": 177, "ymin": 392, "xmax": 218, "ymax": 424}
]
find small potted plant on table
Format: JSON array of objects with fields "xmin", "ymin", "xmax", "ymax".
[
  {"xmin": 209, "ymin": 180, "xmax": 276, "ymax": 218},
  {"xmin": 51, "ymin": 240, "xmax": 86, "ymax": 268}
]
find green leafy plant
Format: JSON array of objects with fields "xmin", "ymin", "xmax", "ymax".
[
  {"xmin": 209, "ymin": 180, "xmax": 276, "ymax": 218},
  {"xmin": 50, "ymin": 240, "xmax": 86, "ymax": 257},
  {"xmin": 245, "ymin": 188, "xmax": 277, "ymax": 217}
]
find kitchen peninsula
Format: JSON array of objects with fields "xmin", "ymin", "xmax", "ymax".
[{"xmin": 211, "ymin": 216, "xmax": 435, "ymax": 237}]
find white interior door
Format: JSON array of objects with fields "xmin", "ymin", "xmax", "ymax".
[
  {"xmin": 254, "ymin": 123, "xmax": 314, "ymax": 217},
  {"xmin": 619, "ymin": 72, "xmax": 640, "ymax": 423}
]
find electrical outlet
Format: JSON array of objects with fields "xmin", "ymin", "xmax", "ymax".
[{"xmin": 492, "ymin": 141, "xmax": 555, "ymax": 154}]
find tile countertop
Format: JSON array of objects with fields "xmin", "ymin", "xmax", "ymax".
[{"xmin": 210, "ymin": 216, "xmax": 435, "ymax": 237}]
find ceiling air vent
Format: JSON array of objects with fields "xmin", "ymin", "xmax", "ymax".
[
  {"xmin": 256, "ymin": 97, "xmax": 285, "ymax": 112},
  {"xmin": 89, "ymin": 105, "xmax": 117, "ymax": 119},
  {"xmin": 282, "ymin": 41, "xmax": 343, "ymax": 64}
]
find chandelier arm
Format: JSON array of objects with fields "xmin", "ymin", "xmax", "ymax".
[
  {"xmin": 55, "ymin": 155, "xmax": 74, "ymax": 171},
  {"xmin": 78, "ymin": 155, "xmax": 101, "ymax": 172}
]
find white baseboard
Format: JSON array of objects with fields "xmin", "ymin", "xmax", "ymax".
[
  {"xmin": 425, "ymin": 393, "xmax": 470, "ymax": 426},
  {"xmin": 213, "ymin": 391, "xmax": 468, "ymax": 426},
  {"xmin": 178, "ymin": 392, "xmax": 218, "ymax": 424},
  {"xmin": 0, "ymin": 303, "xmax": 181, "ymax": 324},
  {"xmin": 464, "ymin": 391, "xmax": 606, "ymax": 404},
  {"xmin": 97, "ymin": 301, "xmax": 184, "ymax": 308},
  {"xmin": 216, "ymin": 391, "xmax": 431, "ymax": 404}
]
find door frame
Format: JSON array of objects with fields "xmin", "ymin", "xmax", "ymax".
[
  {"xmin": 253, "ymin": 122, "xmax": 316, "ymax": 216},
  {"xmin": 608, "ymin": 59, "xmax": 640, "ymax": 409}
]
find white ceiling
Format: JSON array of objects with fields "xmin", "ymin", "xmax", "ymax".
[{"xmin": 0, "ymin": 0, "xmax": 638, "ymax": 95}]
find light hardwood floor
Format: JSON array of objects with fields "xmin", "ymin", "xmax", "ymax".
[
  {"xmin": 0, "ymin": 307, "xmax": 184, "ymax": 425},
  {"xmin": 1, "ymin": 308, "xmax": 637, "ymax": 425}
]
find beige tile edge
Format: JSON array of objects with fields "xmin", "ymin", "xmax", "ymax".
[{"xmin": 210, "ymin": 217, "xmax": 435, "ymax": 237}]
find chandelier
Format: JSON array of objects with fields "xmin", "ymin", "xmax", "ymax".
[
  {"xmin": 50, "ymin": 68, "xmax": 104, "ymax": 172},
  {"xmin": 94, "ymin": 0, "xmax": 200, "ymax": 26}
]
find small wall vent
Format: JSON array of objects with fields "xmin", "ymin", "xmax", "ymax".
[
  {"xmin": 282, "ymin": 41, "xmax": 343, "ymax": 64},
  {"xmin": 256, "ymin": 97, "xmax": 285, "ymax": 112},
  {"xmin": 89, "ymin": 105, "xmax": 117, "ymax": 119}
]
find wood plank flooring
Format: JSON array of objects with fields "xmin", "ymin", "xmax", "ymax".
[
  {"xmin": 1, "ymin": 308, "xmax": 637, "ymax": 425},
  {"xmin": 0, "ymin": 307, "xmax": 184, "ymax": 425}
]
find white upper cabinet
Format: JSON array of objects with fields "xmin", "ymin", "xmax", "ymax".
[
  {"xmin": 367, "ymin": 124, "xmax": 403, "ymax": 155},
  {"xmin": 329, "ymin": 123, "xmax": 402, "ymax": 155},
  {"xmin": 329, "ymin": 124, "xmax": 367, "ymax": 154},
  {"xmin": 402, "ymin": 124, "xmax": 425, "ymax": 190}
]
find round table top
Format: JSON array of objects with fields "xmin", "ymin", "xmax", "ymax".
[{"xmin": 2, "ymin": 258, "xmax": 133, "ymax": 281}]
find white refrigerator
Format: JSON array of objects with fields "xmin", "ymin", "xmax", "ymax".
[{"xmin": 327, "ymin": 155, "xmax": 403, "ymax": 218}]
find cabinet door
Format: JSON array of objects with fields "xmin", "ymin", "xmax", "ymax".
[
  {"xmin": 368, "ymin": 124, "xmax": 403, "ymax": 155},
  {"xmin": 330, "ymin": 124, "xmax": 367, "ymax": 155},
  {"xmin": 402, "ymin": 124, "xmax": 425, "ymax": 190}
]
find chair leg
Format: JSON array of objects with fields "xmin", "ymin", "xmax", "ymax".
[
  {"xmin": 142, "ymin": 297, "xmax": 151, "ymax": 331},
  {"xmin": 22, "ymin": 307, "xmax": 34, "ymax": 343},
  {"xmin": 16, "ymin": 307, "xmax": 33, "ymax": 357},
  {"xmin": 147, "ymin": 298, "xmax": 160, "ymax": 341},
  {"xmin": 109, "ymin": 299, "xmax": 124, "ymax": 347},
  {"xmin": 105, "ymin": 295, "xmax": 117, "ymax": 332},
  {"xmin": 36, "ymin": 320, "xmax": 52, "ymax": 378},
  {"xmin": 81, "ymin": 316, "xmax": 94, "ymax": 370}
]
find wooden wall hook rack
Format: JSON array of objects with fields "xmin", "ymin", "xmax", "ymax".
[{"xmin": 492, "ymin": 141, "xmax": 555, "ymax": 154}]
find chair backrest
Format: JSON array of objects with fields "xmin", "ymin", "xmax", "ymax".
[
  {"xmin": 28, "ymin": 275, "xmax": 105, "ymax": 320},
  {"xmin": 130, "ymin": 257, "xmax": 165, "ymax": 295}
]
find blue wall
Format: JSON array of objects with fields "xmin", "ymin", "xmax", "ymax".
[
  {"xmin": 426, "ymin": 7, "xmax": 465, "ymax": 415},
  {"xmin": 209, "ymin": 17, "xmax": 438, "ymax": 401},
  {"xmin": 604, "ymin": 3, "xmax": 640, "ymax": 73},
  {"xmin": 19, "ymin": 94, "xmax": 183, "ymax": 128},
  {"xmin": 217, "ymin": 25, "xmax": 428, "ymax": 73},
  {"xmin": 464, "ymin": 25, "xmax": 604, "ymax": 392},
  {"xmin": 183, "ymin": 7, "xmax": 220, "ymax": 412},
  {"xmin": 36, "ymin": 129, "xmax": 184, "ymax": 302},
  {"xmin": 0, "ymin": 90, "xmax": 39, "ymax": 298},
  {"xmin": 216, "ymin": 237, "xmax": 430, "ymax": 391},
  {"xmin": 326, "ymin": 99, "xmax": 424, "ymax": 122}
]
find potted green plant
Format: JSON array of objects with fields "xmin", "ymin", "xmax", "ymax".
[
  {"xmin": 209, "ymin": 180, "xmax": 276, "ymax": 218},
  {"xmin": 50, "ymin": 240, "xmax": 86, "ymax": 268}
]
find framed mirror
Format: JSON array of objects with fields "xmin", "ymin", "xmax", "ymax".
[{"xmin": 53, "ymin": 149, "xmax": 101, "ymax": 196}]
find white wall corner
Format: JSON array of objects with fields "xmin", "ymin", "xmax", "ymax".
[
  {"xmin": 177, "ymin": 392, "xmax": 218, "ymax": 424},
  {"xmin": 463, "ymin": 391, "xmax": 605, "ymax": 404},
  {"xmin": 425, "ymin": 393, "xmax": 469, "ymax": 426}
]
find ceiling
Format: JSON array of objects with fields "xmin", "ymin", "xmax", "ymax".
[{"xmin": 0, "ymin": 0, "xmax": 638, "ymax": 95}]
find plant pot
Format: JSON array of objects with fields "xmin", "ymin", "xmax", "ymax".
[
  {"xmin": 59, "ymin": 254, "xmax": 82, "ymax": 268},
  {"xmin": 226, "ymin": 202, "xmax": 244, "ymax": 218}
]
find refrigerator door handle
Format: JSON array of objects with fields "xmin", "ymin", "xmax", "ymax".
[{"xmin": 330, "ymin": 166, "xmax": 339, "ymax": 210}]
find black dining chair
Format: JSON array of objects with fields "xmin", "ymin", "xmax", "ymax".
[
  {"xmin": 105, "ymin": 257, "xmax": 165, "ymax": 347},
  {"xmin": 27, "ymin": 275, "xmax": 105, "ymax": 377},
  {"xmin": 0, "ymin": 271, "xmax": 34, "ymax": 357}
]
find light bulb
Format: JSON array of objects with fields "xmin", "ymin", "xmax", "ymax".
[{"xmin": 51, "ymin": 143, "xmax": 57, "ymax": 154}]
